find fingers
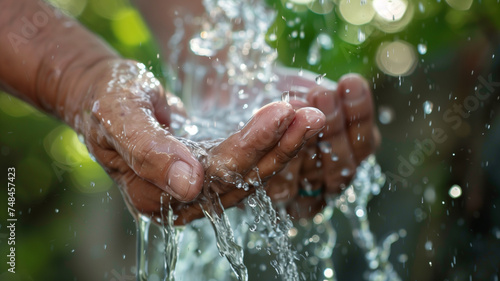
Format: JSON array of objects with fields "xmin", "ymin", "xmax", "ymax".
[
  {"xmin": 151, "ymin": 89, "xmax": 172, "ymax": 127},
  {"xmin": 205, "ymin": 101, "xmax": 325, "ymax": 195},
  {"xmin": 118, "ymin": 169, "xmax": 163, "ymax": 215},
  {"xmin": 91, "ymin": 90, "xmax": 204, "ymax": 202},
  {"xmin": 274, "ymin": 66, "xmax": 337, "ymax": 93},
  {"xmin": 205, "ymin": 102, "xmax": 295, "ymax": 191},
  {"xmin": 247, "ymin": 107, "xmax": 325, "ymax": 183},
  {"xmin": 307, "ymin": 87, "xmax": 357, "ymax": 193},
  {"xmin": 337, "ymin": 74, "xmax": 379, "ymax": 162}
]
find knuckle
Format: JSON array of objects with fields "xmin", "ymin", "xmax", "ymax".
[
  {"xmin": 128, "ymin": 132, "xmax": 157, "ymax": 178},
  {"xmin": 275, "ymin": 146, "xmax": 301, "ymax": 165}
]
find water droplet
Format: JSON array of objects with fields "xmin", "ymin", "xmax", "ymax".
[
  {"xmin": 418, "ymin": 2, "xmax": 425, "ymax": 12},
  {"xmin": 358, "ymin": 29, "xmax": 366, "ymax": 43},
  {"xmin": 238, "ymin": 89, "xmax": 249, "ymax": 99},
  {"xmin": 281, "ymin": 91, "xmax": 290, "ymax": 103},
  {"xmin": 423, "ymin": 100, "xmax": 433, "ymax": 114},
  {"xmin": 315, "ymin": 73, "xmax": 326, "ymax": 85},
  {"xmin": 317, "ymin": 33, "xmax": 333, "ymax": 50},
  {"xmin": 331, "ymin": 153, "xmax": 339, "ymax": 162},
  {"xmin": 418, "ymin": 44, "xmax": 427, "ymax": 55},
  {"xmin": 308, "ymin": 41, "xmax": 321, "ymax": 65},
  {"xmin": 324, "ymin": 268, "xmax": 334, "ymax": 278},
  {"xmin": 448, "ymin": 184, "xmax": 462, "ymax": 198},
  {"xmin": 77, "ymin": 134, "xmax": 85, "ymax": 144},
  {"xmin": 318, "ymin": 141, "xmax": 332, "ymax": 153},
  {"xmin": 425, "ymin": 240, "xmax": 433, "ymax": 251},
  {"xmin": 341, "ymin": 168, "xmax": 351, "ymax": 177},
  {"xmin": 378, "ymin": 106, "xmax": 395, "ymax": 124},
  {"xmin": 185, "ymin": 124, "xmax": 199, "ymax": 136},
  {"xmin": 249, "ymin": 224, "xmax": 257, "ymax": 232},
  {"xmin": 55, "ymin": 208, "xmax": 59, "ymax": 213},
  {"xmin": 355, "ymin": 207, "xmax": 365, "ymax": 218},
  {"xmin": 248, "ymin": 197, "xmax": 257, "ymax": 208}
]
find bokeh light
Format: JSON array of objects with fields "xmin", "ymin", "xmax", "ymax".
[
  {"xmin": 0, "ymin": 93, "xmax": 37, "ymax": 117},
  {"xmin": 372, "ymin": 0, "xmax": 408, "ymax": 21},
  {"xmin": 445, "ymin": 0, "xmax": 473, "ymax": 11},
  {"xmin": 44, "ymin": 125, "xmax": 112, "ymax": 193},
  {"xmin": 89, "ymin": 0, "xmax": 128, "ymax": 19},
  {"xmin": 48, "ymin": 0, "xmax": 87, "ymax": 17},
  {"xmin": 448, "ymin": 184, "xmax": 463, "ymax": 199},
  {"xmin": 308, "ymin": 0, "xmax": 335, "ymax": 14},
  {"xmin": 372, "ymin": 0, "xmax": 414, "ymax": 34},
  {"xmin": 111, "ymin": 7, "xmax": 151, "ymax": 46},
  {"xmin": 338, "ymin": 0, "xmax": 375, "ymax": 25},
  {"xmin": 375, "ymin": 40, "xmax": 417, "ymax": 76}
]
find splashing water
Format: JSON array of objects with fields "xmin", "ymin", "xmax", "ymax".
[
  {"xmin": 168, "ymin": 0, "xmax": 279, "ymax": 140},
  {"xmin": 334, "ymin": 155, "xmax": 401, "ymax": 281},
  {"xmin": 245, "ymin": 181, "xmax": 299, "ymax": 280},
  {"xmin": 134, "ymin": 0, "xmax": 402, "ymax": 280}
]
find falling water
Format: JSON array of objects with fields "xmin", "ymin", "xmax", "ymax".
[
  {"xmin": 334, "ymin": 155, "xmax": 401, "ymax": 281},
  {"xmin": 134, "ymin": 0, "xmax": 402, "ymax": 280}
]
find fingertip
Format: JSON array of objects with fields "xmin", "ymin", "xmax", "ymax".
[
  {"xmin": 273, "ymin": 100, "xmax": 295, "ymax": 113},
  {"xmin": 251, "ymin": 101, "xmax": 296, "ymax": 134},
  {"xmin": 166, "ymin": 160, "xmax": 204, "ymax": 202},
  {"xmin": 338, "ymin": 73, "xmax": 371, "ymax": 104},
  {"xmin": 296, "ymin": 107, "xmax": 326, "ymax": 137},
  {"xmin": 338, "ymin": 73, "xmax": 369, "ymax": 88}
]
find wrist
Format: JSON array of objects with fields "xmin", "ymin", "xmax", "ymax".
[{"xmin": 67, "ymin": 58, "xmax": 147, "ymax": 132}]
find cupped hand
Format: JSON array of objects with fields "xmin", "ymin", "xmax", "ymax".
[
  {"xmin": 267, "ymin": 69, "xmax": 381, "ymax": 218},
  {"xmin": 76, "ymin": 59, "xmax": 325, "ymax": 225}
]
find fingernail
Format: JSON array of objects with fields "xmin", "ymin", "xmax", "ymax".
[
  {"xmin": 344, "ymin": 80, "xmax": 368, "ymax": 103},
  {"xmin": 167, "ymin": 161, "xmax": 195, "ymax": 201},
  {"xmin": 305, "ymin": 128, "xmax": 323, "ymax": 140},
  {"xmin": 302, "ymin": 108, "xmax": 326, "ymax": 139}
]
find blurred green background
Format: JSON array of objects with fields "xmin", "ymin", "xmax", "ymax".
[{"xmin": 1, "ymin": 0, "xmax": 500, "ymax": 280}]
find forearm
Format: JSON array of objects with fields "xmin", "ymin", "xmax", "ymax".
[{"xmin": 0, "ymin": 0, "xmax": 119, "ymax": 126}]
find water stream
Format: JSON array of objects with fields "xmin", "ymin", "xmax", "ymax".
[{"xmin": 135, "ymin": 0, "xmax": 401, "ymax": 280}]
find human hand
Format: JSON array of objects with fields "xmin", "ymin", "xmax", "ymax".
[
  {"xmin": 267, "ymin": 70, "xmax": 381, "ymax": 218},
  {"xmin": 75, "ymin": 59, "xmax": 326, "ymax": 225}
]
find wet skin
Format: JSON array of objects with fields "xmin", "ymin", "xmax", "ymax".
[
  {"xmin": 268, "ymin": 73, "xmax": 381, "ymax": 218},
  {"xmin": 0, "ymin": 0, "xmax": 380, "ymax": 225},
  {"xmin": 80, "ymin": 59, "xmax": 327, "ymax": 224},
  {"xmin": 80, "ymin": 60, "xmax": 378, "ymax": 225}
]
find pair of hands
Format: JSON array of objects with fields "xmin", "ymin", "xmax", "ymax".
[{"xmin": 77, "ymin": 59, "xmax": 379, "ymax": 225}]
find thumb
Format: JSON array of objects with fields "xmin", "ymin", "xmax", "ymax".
[{"xmin": 92, "ymin": 88, "xmax": 204, "ymax": 202}]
